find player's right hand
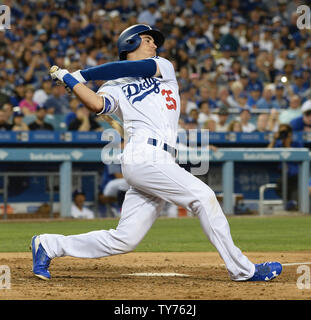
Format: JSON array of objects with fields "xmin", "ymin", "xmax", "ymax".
[{"xmin": 49, "ymin": 65, "xmax": 71, "ymax": 93}]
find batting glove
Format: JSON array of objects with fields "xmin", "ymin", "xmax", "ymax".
[{"xmin": 49, "ymin": 65, "xmax": 72, "ymax": 93}]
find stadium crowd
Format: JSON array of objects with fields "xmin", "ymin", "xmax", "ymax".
[{"xmin": 0, "ymin": 0, "xmax": 311, "ymax": 133}]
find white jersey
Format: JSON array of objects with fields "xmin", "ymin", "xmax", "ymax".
[{"xmin": 97, "ymin": 56, "xmax": 180, "ymax": 148}]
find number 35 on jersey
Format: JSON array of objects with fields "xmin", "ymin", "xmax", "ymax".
[{"xmin": 161, "ymin": 89, "xmax": 177, "ymax": 110}]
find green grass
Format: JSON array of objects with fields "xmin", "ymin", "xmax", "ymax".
[{"xmin": 0, "ymin": 216, "xmax": 311, "ymax": 252}]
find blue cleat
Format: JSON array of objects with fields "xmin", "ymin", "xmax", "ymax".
[
  {"xmin": 247, "ymin": 262, "xmax": 282, "ymax": 281},
  {"xmin": 30, "ymin": 236, "xmax": 51, "ymax": 280}
]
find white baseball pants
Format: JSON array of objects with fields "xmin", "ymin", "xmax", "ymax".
[{"xmin": 40, "ymin": 142, "xmax": 255, "ymax": 281}]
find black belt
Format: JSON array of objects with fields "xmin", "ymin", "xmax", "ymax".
[{"xmin": 147, "ymin": 138, "xmax": 177, "ymax": 158}]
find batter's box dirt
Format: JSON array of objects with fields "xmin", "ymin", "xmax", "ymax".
[{"xmin": 0, "ymin": 252, "xmax": 311, "ymax": 300}]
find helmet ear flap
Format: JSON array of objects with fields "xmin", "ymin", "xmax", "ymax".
[
  {"xmin": 126, "ymin": 38, "xmax": 136, "ymax": 45},
  {"xmin": 120, "ymin": 34, "xmax": 142, "ymax": 60}
]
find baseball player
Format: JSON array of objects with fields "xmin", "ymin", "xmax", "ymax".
[{"xmin": 31, "ymin": 24, "xmax": 282, "ymax": 282}]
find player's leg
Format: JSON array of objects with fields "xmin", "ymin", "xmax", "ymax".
[
  {"xmin": 122, "ymin": 150, "xmax": 254, "ymax": 281},
  {"xmin": 39, "ymin": 187, "xmax": 164, "ymax": 259}
]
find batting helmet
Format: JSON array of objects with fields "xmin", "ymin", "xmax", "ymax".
[{"xmin": 117, "ymin": 24, "xmax": 165, "ymax": 60}]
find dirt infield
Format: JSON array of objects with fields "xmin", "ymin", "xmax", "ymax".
[{"xmin": 0, "ymin": 251, "xmax": 311, "ymax": 300}]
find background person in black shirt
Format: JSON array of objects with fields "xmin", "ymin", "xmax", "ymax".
[
  {"xmin": 28, "ymin": 105, "xmax": 54, "ymax": 131},
  {"xmin": 0, "ymin": 109, "xmax": 13, "ymax": 131}
]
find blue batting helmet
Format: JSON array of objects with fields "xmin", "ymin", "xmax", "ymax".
[{"xmin": 117, "ymin": 24, "xmax": 165, "ymax": 60}]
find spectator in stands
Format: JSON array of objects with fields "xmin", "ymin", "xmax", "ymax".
[
  {"xmin": 3, "ymin": 71, "xmax": 15, "ymax": 95},
  {"xmin": 239, "ymin": 72, "xmax": 249, "ymax": 91},
  {"xmin": 283, "ymin": 62, "xmax": 295, "ymax": 83},
  {"xmin": 216, "ymin": 86, "xmax": 231, "ymax": 109},
  {"xmin": 259, "ymin": 27, "xmax": 274, "ymax": 53},
  {"xmin": 254, "ymin": 113, "xmax": 270, "ymax": 133},
  {"xmin": 183, "ymin": 117, "xmax": 198, "ymax": 130},
  {"xmin": 199, "ymin": 54, "xmax": 215, "ymax": 76},
  {"xmin": 10, "ymin": 78, "xmax": 25, "ymax": 106},
  {"xmin": 188, "ymin": 108, "xmax": 199, "ymax": 124},
  {"xmin": 227, "ymin": 81, "xmax": 244, "ymax": 108},
  {"xmin": 237, "ymin": 46, "xmax": 250, "ymax": 69},
  {"xmin": 219, "ymin": 22, "xmax": 240, "ymax": 53},
  {"xmin": 11, "ymin": 107, "xmax": 29, "ymax": 131},
  {"xmin": 216, "ymin": 45, "xmax": 233, "ymax": 73},
  {"xmin": 216, "ymin": 106, "xmax": 230, "ymax": 132},
  {"xmin": 239, "ymin": 108, "xmax": 256, "ymax": 132},
  {"xmin": 2, "ymin": 103, "xmax": 13, "ymax": 123},
  {"xmin": 33, "ymin": 75, "xmax": 52, "ymax": 107},
  {"xmin": 301, "ymin": 67, "xmax": 311, "ymax": 95},
  {"xmin": 290, "ymin": 100, "xmax": 311, "ymax": 132},
  {"xmin": 227, "ymin": 120, "xmax": 242, "ymax": 132},
  {"xmin": 274, "ymin": 46, "xmax": 288, "ymax": 71},
  {"xmin": 196, "ymin": 85, "xmax": 209, "ymax": 106},
  {"xmin": 177, "ymin": 66, "xmax": 191, "ymax": 91},
  {"xmin": 268, "ymin": 123, "xmax": 303, "ymax": 211},
  {"xmin": 179, "ymin": 93, "xmax": 190, "ymax": 126},
  {"xmin": 184, "ymin": 32, "xmax": 202, "ymax": 58},
  {"xmin": 214, "ymin": 63, "xmax": 230, "ymax": 86},
  {"xmin": 187, "ymin": 54, "xmax": 200, "ymax": 76},
  {"xmin": 272, "ymin": 83, "xmax": 289, "ymax": 109},
  {"xmin": 68, "ymin": 105, "xmax": 102, "ymax": 132},
  {"xmin": 246, "ymin": 66, "xmax": 263, "ymax": 93},
  {"xmin": 257, "ymin": 84, "xmax": 276, "ymax": 109},
  {"xmin": 230, "ymin": 60, "xmax": 242, "ymax": 80},
  {"xmin": 267, "ymin": 108, "xmax": 280, "ymax": 132},
  {"xmin": 19, "ymin": 85, "xmax": 38, "ymax": 116},
  {"xmin": 291, "ymin": 70, "xmax": 307, "ymax": 98},
  {"xmin": 137, "ymin": 3, "xmax": 161, "ymax": 27},
  {"xmin": 0, "ymin": 109, "xmax": 12, "ymax": 131},
  {"xmin": 249, "ymin": 42, "xmax": 260, "ymax": 66},
  {"xmin": 65, "ymin": 98, "xmax": 81, "ymax": 128},
  {"xmin": 256, "ymin": 52, "xmax": 274, "ymax": 84},
  {"xmin": 28, "ymin": 105, "xmax": 54, "ymax": 131},
  {"xmin": 247, "ymin": 84, "xmax": 262, "ymax": 109},
  {"xmin": 181, "ymin": 89, "xmax": 197, "ymax": 115},
  {"xmin": 71, "ymin": 189, "xmax": 95, "ymax": 219},
  {"xmin": 197, "ymin": 101, "xmax": 217, "ymax": 127},
  {"xmin": 43, "ymin": 84, "xmax": 70, "ymax": 115},
  {"xmin": 202, "ymin": 118, "xmax": 217, "ymax": 132},
  {"xmin": 279, "ymin": 95, "xmax": 302, "ymax": 124},
  {"xmin": 236, "ymin": 92, "xmax": 249, "ymax": 109},
  {"xmin": 0, "ymin": 75, "xmax": 10, "ymax": 106},
  {"xmin": 206, "ymin": 84, "xmax": 219, "ymax": 109}
]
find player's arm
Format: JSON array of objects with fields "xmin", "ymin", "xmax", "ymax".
[
  {"xmin": 71, "ymin": 59, "xmax": 158, "ymax": 82},
  {"xmin": 50, "ymin": 66, "xmax": 117, "ymax": 115}
]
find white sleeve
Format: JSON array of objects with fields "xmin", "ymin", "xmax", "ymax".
[{"xmin": 151, "ymin": 56, "xmax": 176, "ymax": 81}]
